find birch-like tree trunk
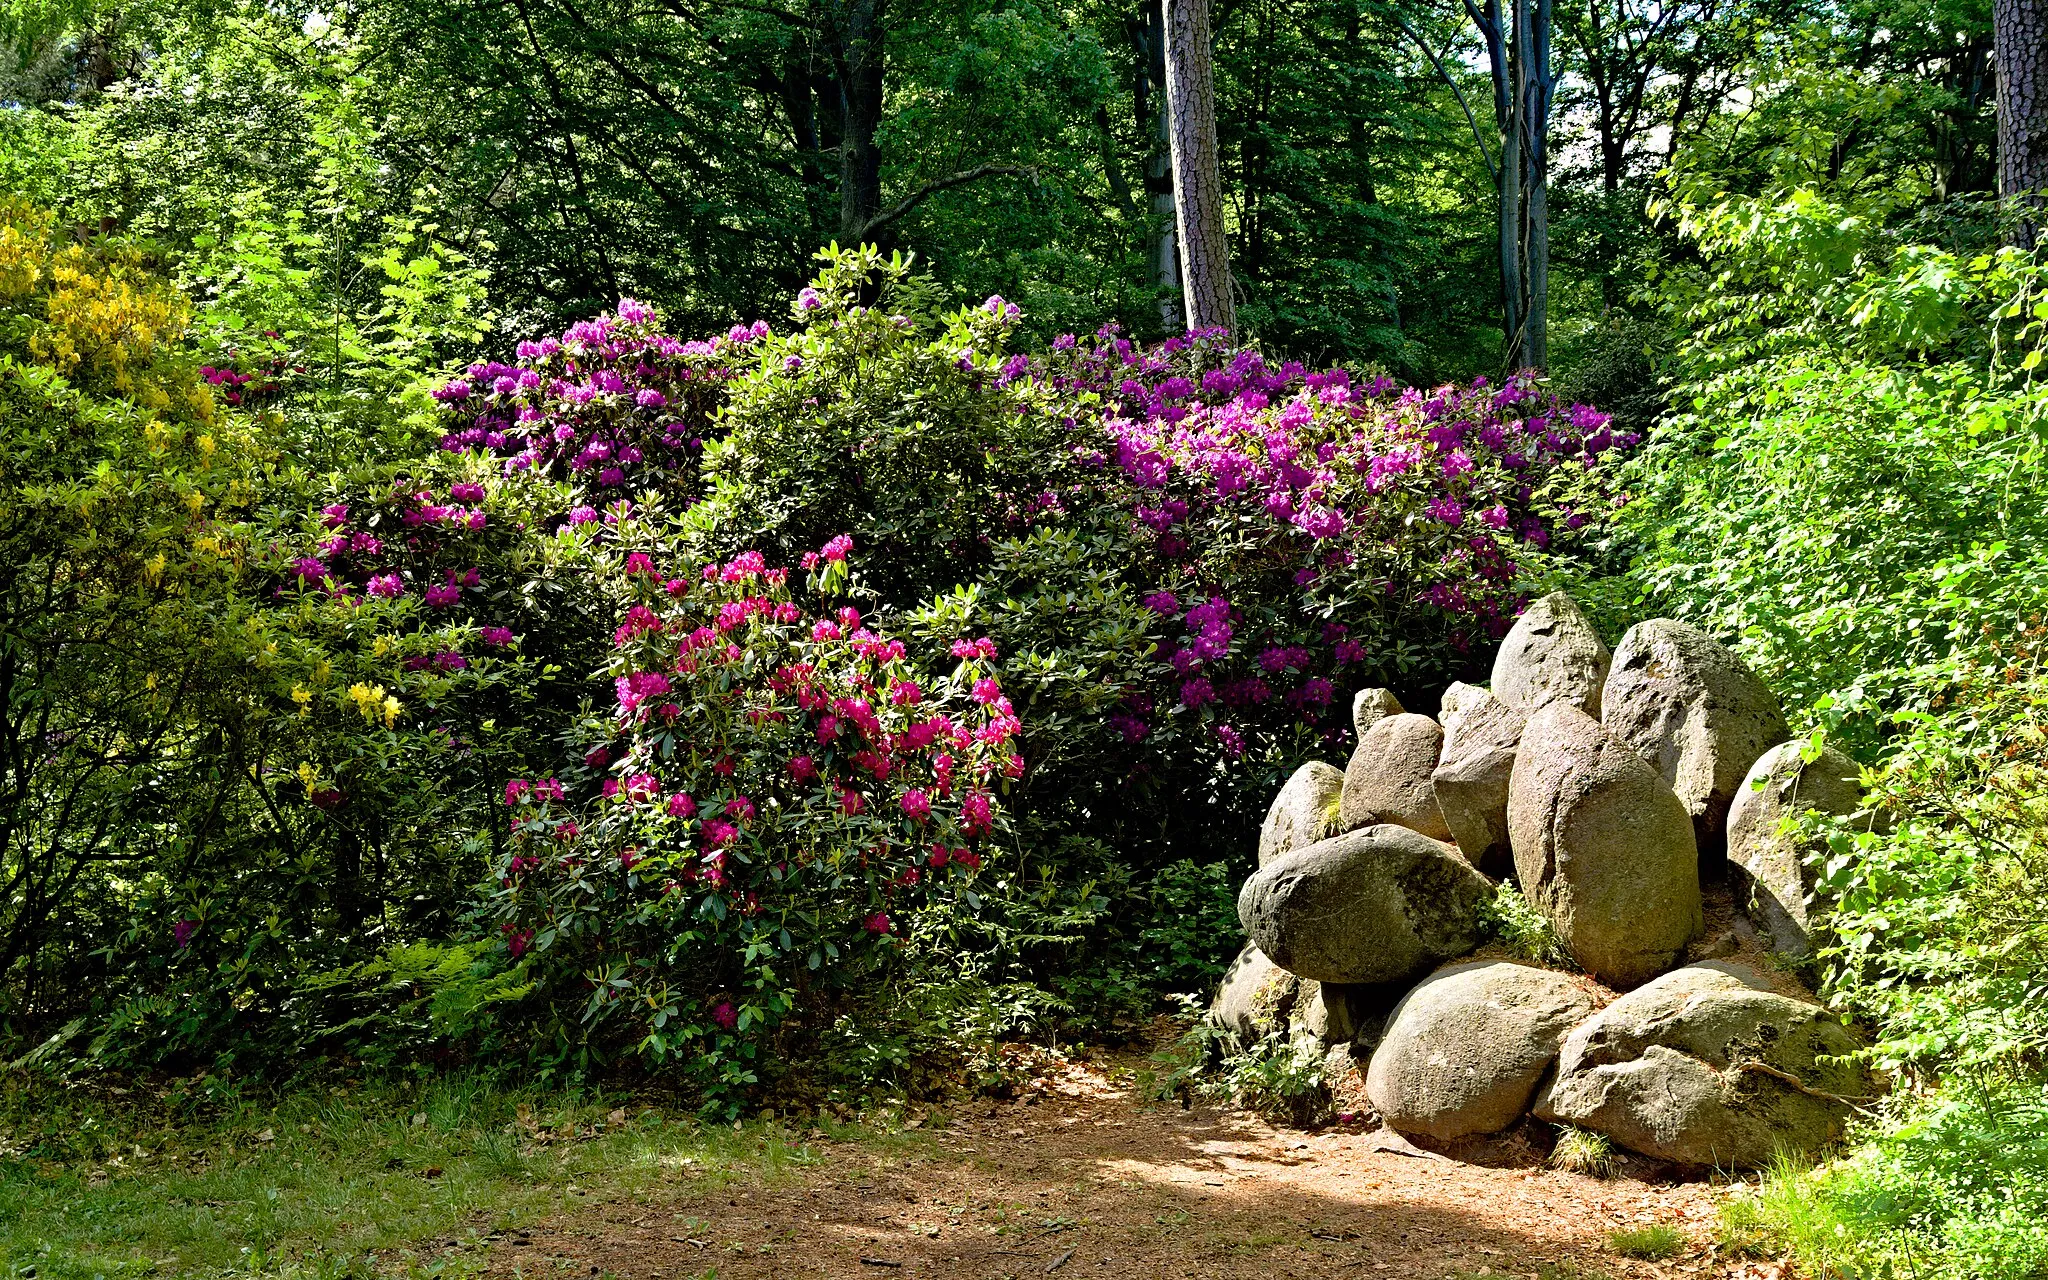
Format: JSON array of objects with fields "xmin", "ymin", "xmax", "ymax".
[
  {"xmin": 1162, "ymin": 0, "xmax": 1236, "ymax": 333},
  {"xmin": 1997, "ymin": 0, "xmax": 2048, "ymax": 245},
  {"xmin": 1466, "ymin": 0, "xmax": 1555, "ymax": 368},
  {"xmin": 1136, "ymin": 5, "xmax": 1183, "ymax": 331}
]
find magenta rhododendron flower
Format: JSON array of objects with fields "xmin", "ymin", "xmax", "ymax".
[
  {"xmin": 900, "ymin": 788, "xmax": 932, "ymax": 821},
  {"xmin": 366, "ymin": 573, "xmax": 403, "ymax": 598},
  {"xmin": 666, "ymin": 792, "xmax": 696, "ymax": 818},
  {"xmin": 711, "ymin": 1000, "xmax": 738, "ymax": 1028}
]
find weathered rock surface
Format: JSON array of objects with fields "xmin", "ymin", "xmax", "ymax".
[
  {"xmin": 1508, "ymin": 703, "xmax": 1702, "ymax": 986},
  {"xmin": 1209, "ymin": 943, "xmax": 1304, "ymax": 1041},
  {"xmin": 1237, "ymin": 825, "xmax": 1494, "ymax": 985},
  {"xmin": 1727, "ymin": 742, "xmax": 1865, "ymax": 956},
  {"xmin": 1492, "ymin": 593, "xmax": 1611, "ymax": 718},
  {"xmin": 1260, "ymin": 761, "xmax": 1346, "ymax": 867},
  {"xmin": 1602, "ymin": 619, "xmax": 1790, "ymax": 860},
  {"xmin": 1340, "ymin": 713, "xmax": 1452, "ymax": 839},
  {"xmin": 1432, "ymin": 683, "xmax": 1526, "ymax": 878},
  {"xmin": 1365, "ymin": 961, "xmax": 1601, "ymax": 1140},
  {"xmin": 1536, "ymin": 962, "xmax": 1873, "ymax": 1168},
  {"xmin": 1353, "ymin": 688, "xmax": 1406, "ymax": 740},
  {"xmin": 1296, "ymin": 980, "xmax": 1404, "ymax": 1049}
]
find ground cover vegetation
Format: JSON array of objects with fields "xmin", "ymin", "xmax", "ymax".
[{"xmin": 2, "ymin": 0, "xmax": 2047, "ymax": 1273}]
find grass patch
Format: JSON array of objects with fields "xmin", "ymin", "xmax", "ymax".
[
  {"xmin": 0, "ymin": 1069, "xmax": 885, "ymax": 1279},
  {"xmin": 1715, "ymin": 1078, "xmax": 2048, "ymax": 1280},
  {"xmin": 1606, "ymin": 1224, "xmax": 1684, "ymax": 1259},
  {"xmin": 1548, "ymin": 1126, "xmax": 1616, "ymax": 1179}
]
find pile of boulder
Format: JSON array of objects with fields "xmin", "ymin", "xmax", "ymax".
[{"xmin": 1212, "ymin": 594, "xmax": 1880, "ymax": 1170}]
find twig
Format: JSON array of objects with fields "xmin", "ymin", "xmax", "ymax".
[
  {"xmin": 1047, "ymin": 1247, "xmax": 1077, "ymax": 1272},
  {"xmin": 1730, "ymin": 1060, "xmax": 1883, "ymax": 1108}
]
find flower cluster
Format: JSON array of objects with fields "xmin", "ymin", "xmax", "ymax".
[
  {"xmin": 1021, "ymin": 325, "xmax": 1633, "ymax": 751},
  {"xmin": 487, "ymin": 534, "xmax": 1014, "ymax": 1063},
  {"xmin": 433, "ymin": 299, "xmax": 747, "ymax": 508}
]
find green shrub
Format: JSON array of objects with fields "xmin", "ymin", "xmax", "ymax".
[{"xmin": 1478, "ymin": 884, "xmax": 1573, "ymax": 969}]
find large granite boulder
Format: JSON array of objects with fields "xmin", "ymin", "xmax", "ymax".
[
  {"xmin": 1492, "ymin": 593, "xmax": 1611, "ymax": 718},
  {"xmin": 1353, "ymin": 687, "xmax": 1406, "ymax": 740},
  {"xmin": 1432, "ymin": 683, "xmax": 1526, "ymax": 878},
  {"xmin": 1727, "ymin": 741, "xmax": 1865, "ymax": 956},
  {"xmin": 1602, "ymin": 619, "xmax": 1790, "ymax": 861},
  {"xmin": 1209, "ymin": 943, "xmax": 1304, "ymax": 1041},
  {"xmin": 1365, "ymin": 961, "xmax": 1601, "ymax": 1141},
  {"xmin": 1507, "ymin": 703, "xmax": 1702, "ymax": 986},
  {"xmin": 1340, "ymin": 713, "xmax": 1453, "ymax": 839},
  {"xmin": 1238, "ymin": 825, "xmax": 1494, "ymax": 986},
  {"xmin": 1260, "ymin": 761, "xmax": 1346, "ymax": 866},
  {"xmin": 1536, "ymin": 962, "xmax": 1874, "ymax": 1168}
]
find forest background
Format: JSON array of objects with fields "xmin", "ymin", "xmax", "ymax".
[{"xmin": 2, "ymin": 0, "xmax": 2048, "ymax": 1275}]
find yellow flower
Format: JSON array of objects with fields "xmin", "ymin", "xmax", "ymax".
[
  {"xmin": 348, "ymin": 682, "xmax": 387, "ymax": 723},
  {"xmin": 296, "ymin": 761, "xmax": 319, "ymax": 797},
  {"xmin": 291, "ymin": 684, "xmax": 313, "ymax": 716}
]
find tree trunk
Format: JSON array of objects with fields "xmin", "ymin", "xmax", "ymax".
[
  {"xmin": 1522, "ymin": 0, "xmax": 1554, "ymax": 369},
  {"xmin": 1468, "ymin": 0, "xmax": 1552, "ymax": 369},
  {"xmin": 836, "ymin": 0, "xmax": 886, "ymax": 241},
  {"xmin": 1137, "ymin": 6, "xmax": 1183, "ymax": 331},
  {"xmin": 1162, "ymin": 0, "xmax": 1235, "ymax": 333},
  {"xmin": 1997, "ymin": 0, "xmax": 2048, "ymax": 245}
]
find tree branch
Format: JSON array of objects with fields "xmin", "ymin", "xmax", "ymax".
[
  {"xmin": 1370, "ymin": 0, "xmax": 1498, "ymax": 181},
  {"xmin": 854, "ymin": 163, "xmax": 1037, "ymax": 241}
]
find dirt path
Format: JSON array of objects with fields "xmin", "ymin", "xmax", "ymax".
[{"xmin": 483, "ymin": 1052, "xmax": 1791, "ymax": 1280}]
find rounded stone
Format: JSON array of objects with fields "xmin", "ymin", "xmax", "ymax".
[
  {"xmin": 1365, "ymin": 961, "xmax": 1602, "ymax": 1140},
  {"xmin": 1601, "ymin": 619, "xmax": 1790, "ymax": 860},
  {"xmin": 1432, "ymin": 682, "xmax": 1526, "ymax": 878},
  {"xmin": 1353, "ymin": 687, "xmax": 1406, "ymax": 740},
  {"xmin": 1340, "ymin": 713, "xmax": 1452, "ymax": 839},
  {"xmin": 1492, "ymin": 592, "xmax": 1611, "ymax": 718},
  {"xmin": 1237, "ymin": 825, "xmax": 1495, "ymax": 986},
  {"xmin": 1535, "ymin": 962, "xmax": 1875, "ymax": 1168},
  {"xmin": 1726, "ymin": 741, "xmax": 1865, "ymax": 956},
  {"xmin": 1260, "ymin": 761, "xmax": 1346, "ymax": 867},
  {"xmin": 1209, "ymin": 943, "xmax": 1303, "ymax": 1042},
  {"xmin": 1507, "ymin": 702, "xmax": 1702, "ymax": 987}
]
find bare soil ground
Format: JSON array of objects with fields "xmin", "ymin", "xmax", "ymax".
[{"xmin": 482, "ymin": 1050, "xmax": 1792, "ymax": 1280}]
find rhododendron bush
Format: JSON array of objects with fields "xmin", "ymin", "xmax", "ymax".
[
  {"xmin": 427, "ymin": 246, "xmax": 1633, "ymax": 888},
  {"xmin": 484, "ymin": 526, "xmax": 1017, "ymax": 1085}
]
